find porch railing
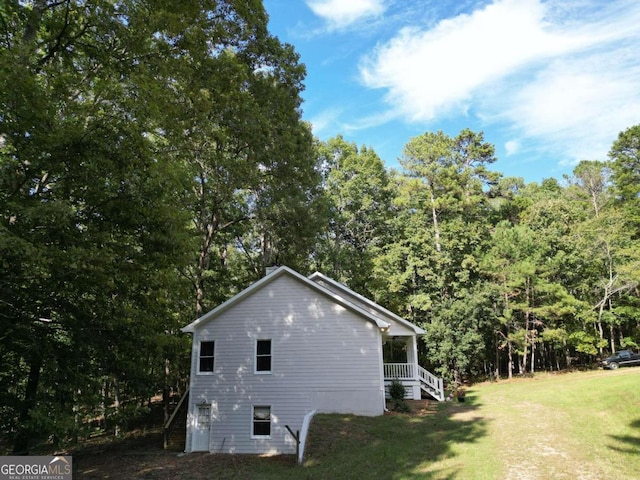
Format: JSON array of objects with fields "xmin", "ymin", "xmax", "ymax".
[
  {"xmin": 384, "ymin": 363, "xmax": 415, "ymax": 379},
  {"xmin": 383, "ymin": 363, "xmax": 444, "ymax": 401}
]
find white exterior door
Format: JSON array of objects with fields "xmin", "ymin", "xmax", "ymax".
[{"xmin": 192, "ymin": 405, "xmax": 211, "ymax": 451}]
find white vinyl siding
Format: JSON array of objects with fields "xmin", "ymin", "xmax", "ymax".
[{"xmin": 187, "ymin": 274, "xmax": 384, "ymax": 454}]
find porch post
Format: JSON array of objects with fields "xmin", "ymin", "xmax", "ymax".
[{"xmin": 410, "ymin": 335, "xmax": 419, "ymax": 379}]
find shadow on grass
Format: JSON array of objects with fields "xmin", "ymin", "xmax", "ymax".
[
  {"xmin": 607, "ymin": 418, "xmax": 640, "ymax": 455},
  {"xmin": 302, "ymin": 394, "xmax": 487, "ymax": 479}
]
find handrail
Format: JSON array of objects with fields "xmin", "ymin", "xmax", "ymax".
[
  {"xmin": 163, "ymin": 389, "xmax": 189, "ymax": 449},
  {"xmin": 417, "ymin": 366, "xmax": 444, "ymax": 401}
]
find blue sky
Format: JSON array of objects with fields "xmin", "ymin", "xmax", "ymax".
[{"xmin": 262, "ymin": 0, "xmax": 640, "ymax": 183}]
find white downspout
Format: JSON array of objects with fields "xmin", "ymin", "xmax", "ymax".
[{"xmin": 379, "ymin": 327, "xmax": 388, "ymax": 412}]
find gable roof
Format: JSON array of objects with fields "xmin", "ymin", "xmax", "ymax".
[
  {"xmin": 308, "ymin": 272, "xmax": 425, "ymax": 335},
  {"xmin": 181, "ymin": 266, "xmax": 400, "ymax": 333}
]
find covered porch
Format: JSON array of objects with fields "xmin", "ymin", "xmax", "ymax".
[{"xmin": 383, "ymin": 335, "xmax": 444, "ymax": 401}]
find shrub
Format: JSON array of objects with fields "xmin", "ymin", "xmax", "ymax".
[
  {"xmin": 388, "ymin": 379, "xmax": 406, "ymax": 401},
  {"xmin": 389, "ymin": 398, "xmax": 412, "ymax": 413},
  {"xmin": 388, "ymin": 379, "xmax": 411, "ymax": 413}
]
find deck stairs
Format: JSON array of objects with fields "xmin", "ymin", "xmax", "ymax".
[
  {"xmin": 163, "ymin": 389, "xmax": 189, "ymax": 451},
  {"xmin": 417, "ymin": 365, "xmax": 445, "ymax": 401}
]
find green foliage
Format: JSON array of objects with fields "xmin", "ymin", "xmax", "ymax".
[
  {"xmin": 313, "ymin": 135, "xmax": 394, "ymax": 296},
  {"xmin": 388, "ymin": 399, "xmax": 412, "ymax": 413},
  {"xmin": 610, "ymin": 125, "xmax": 640, "ymax": 208},
  {"xmin": 0, "ymin": 0, "xmax": 316, "ymax": 453},
  {"xmin": 387, "ymin": 379, "xmax": 411, "ymax": 412},
  {"xmin": 388, "ymin": 379, "xmax": 406, "ymax": 401},
  {"xmin": 368, "ymin": 125, "xmax": 640, "ymax": 382}
]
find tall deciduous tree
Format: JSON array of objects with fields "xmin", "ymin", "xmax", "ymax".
[
  {"xmin": 314, "ymin": 136, "xmax": 393, "ymax": 295},
  {"xmin": 1, "ymin": 0, "xmax": 317, "ymax": 452},
  {"xmin": 567, "ymin": 160, "xmax": 640, "ymax": 353},
  {"xmin": 146, "ymin": 3, "xmax": 320, "ymax": 314}
]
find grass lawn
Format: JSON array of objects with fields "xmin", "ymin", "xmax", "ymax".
[
  {"xmin": 74, "ymin": 368, "xmax": 640, "ymax": 479},
  {"xmin": 301, "ymin": 368, "xmax": 640, "ymax": 479}
]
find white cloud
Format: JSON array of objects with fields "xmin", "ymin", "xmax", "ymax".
[
  {"xmin": 501, "ymin": 54, "xmax": 640, "ymax": 163},
  {"xmin": 308, "ymin": 107, "xmax": 344, "ymax": 136},
  {"xmin": 358, "ymin": 0, "xmax": 640, "ymax": 165},
  {"xmin": 360, "ymin": 0, "xmax": 586, "ymax": 120},
  {"xmin": 505, "ymin": 140, "xmax": 520, "ymax": 156},
  {"xmin": 307, "ymin": 0, "xmax": 386, "ymax": 30}
]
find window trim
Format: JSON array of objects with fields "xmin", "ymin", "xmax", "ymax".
[
  {"xmin": 197, "ymin": 340, "xmax": 215, "ymax": 375},
  {"xmin": 251, "ymin": 405, "xmax": 271, "ymax": 438},
  {"xmin": 255, "ymin": 339, "xmax": 272, "ymax": 374}
]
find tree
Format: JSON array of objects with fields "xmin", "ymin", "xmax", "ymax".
[
  {"xmin": 147, "ymin": 5, "xmax": 320, "ymax": 314},
  {"xmin": 373, "ymin": 129, "xmax": 501, "ymax": 381},
  {"xmin": 610, "ymin": 125, "xmax": 640, "ymax": 233},
  {"xmin": 314, "ymin": 136, "xmax": 393, "ymax": 295},
  {"xmin": 2, "ymin": 0, "xmax": 313, "ymax": 451},
  {"xmin": 567, "ymin": 160, "xmax": 611, "ymax": 217}
]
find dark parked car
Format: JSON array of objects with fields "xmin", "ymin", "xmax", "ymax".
[{"xmin": 600, "ymin": 350, "xmax": 640, "ymax": 370}]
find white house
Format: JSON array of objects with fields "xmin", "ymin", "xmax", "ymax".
[{"xmin": 180, "ymin": 266, "xmax": 443, "ymax": 455}]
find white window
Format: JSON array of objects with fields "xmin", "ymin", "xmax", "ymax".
[
  {"xmin": 197, "ymin": 406, "xmax": 211, "ymax": 428},
  {"xmin": 198, "ymin": 341, "xmax": 215, "ymax": 373},
  {"xmin": 252, "ymin": 406, "xmax": 271, "ymax": 437},
  {"xmin": 255, "ymin": 339, "xmax": 272, "ymax": 373}
]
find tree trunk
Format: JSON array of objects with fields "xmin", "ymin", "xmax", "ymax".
[
  {"xmin": 518, "ymin": 354, "xmax": 524, "ymax": 375},
  {"xmin": 428, "ymin": 181, "xmax": 441, "ymax": 253},
  {"xmin": 507, "ymin": 339, "xmax": 513, "ymax": 379},
  {"xmin": 522, "ymin": 277, "xmax": 530, "ymax": 374},
  {"xmin": 261, "ymin": 231, "xmax": 273, "ymax": 272},
  {"xmin": 196, "ymin": 219, "xmax": 216, "ymax": 317},
  {"xmin": 564, "ymin": 340, "xmax": 572, "ymax": 369},
  {"xmin": 530, "ymin": 333, "xmax": 535, "ymax": 374},
  {"xmin": 22, "ymin": 0, "xmax": 48, "ymax": 46},
  {"xmin": 453, "ymin": 366, "xmax": 462, "ymax": 387},
  {"xmin": 13, "ymin": 351, "xmax": 43, "ymax": 454},
  {"xmin": 163, "ymin": 358, "xmax": 171, "ymax": 425},
  {"xmin": 609, "ymin": 324, "xmax": 616, "ymax": 353},
  {"xmin": 195, "ymin": 164, "xmax": 219, "ymax": 318},
  {"xmin": 113, "ymin": 377, "xmax": 121, "ymax": 437}
]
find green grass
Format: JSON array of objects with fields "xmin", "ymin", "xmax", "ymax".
[{"xmin": 300, "ymin": 369, "xmax": 640, "ymax": 479}]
